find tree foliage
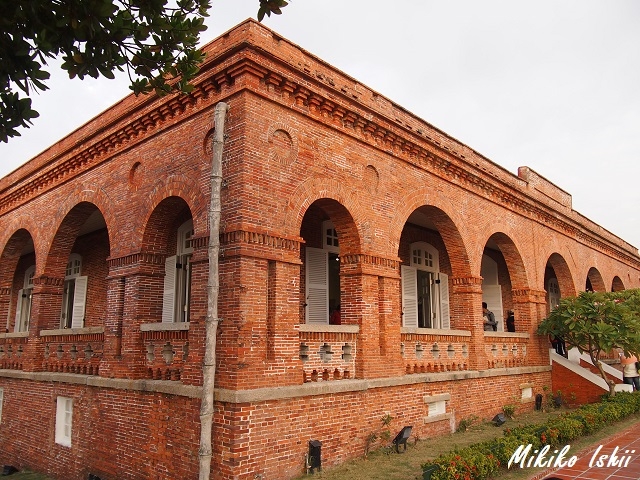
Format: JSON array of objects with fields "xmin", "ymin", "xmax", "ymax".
[
  {"xmin": 537, "ymin": 289, "xmax": 640, "ymax": 395},
  {"xmin": 0, "ymin": 0, "xmax": 288, "ymax": 143}
]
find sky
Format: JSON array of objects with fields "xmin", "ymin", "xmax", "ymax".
[{"xmin": 1, "ymin": 0, "xmax": 639, "ymax": 249}]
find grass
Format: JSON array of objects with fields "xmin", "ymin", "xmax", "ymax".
[
  {"xmin": 294, "ymin": 409, "xmax": 640, "ymax": 480},
  {"xmin": 1, "ymin": 472, "xmax": 53, "ymax": 480}
]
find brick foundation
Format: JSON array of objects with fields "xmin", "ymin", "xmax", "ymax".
[{"xmin": 0, "ymin": 19, "xmax": 639, "ymax": 480}]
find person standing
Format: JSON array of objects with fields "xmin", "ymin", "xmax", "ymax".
[
  {"xmin": 482, "ymin": 302, "xmax": 497, "ymax": 331},
  {"xmin": 619, "ymin": 350, "xmax": 640, "ymax": 391},
  {"xmin": 506, "ymin": 310, "xmax": 515, "ymax": 332},
  {"xmin": 330, "ymin": 304, "xmax": 341, "ymax": 325},
  {"xmin": 549, "ymin": 334, "xmax": 567, "ymax": 357}
]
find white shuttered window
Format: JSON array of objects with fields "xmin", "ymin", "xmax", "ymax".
[
  {"xmin": 402, "ymin": 242, "xmax": 450, "ymax": 329},
  {"xmin": 305, "ymin": 247, "xmax": 329, "ymax": 324}
]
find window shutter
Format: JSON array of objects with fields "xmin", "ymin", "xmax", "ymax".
[
  {"xmin": 14, "ymin": 289, "xmax": 24, "ymax": 333},
  {"xmin": 401, "ymin": 265, "xmax": 418, "ymax": 328},
  {"xmin": 71, "ymin": 276, "xmax": 88, "ymax": 329},
  {"xmin": 438, "ymin": 273, "xmax": 450, "ymax": 329},
  {"xmin": 305, "ymin": 247, "xmax": 329, "ymax": 324},
  {"xmin": 162, "ymin": 255, "xmax": 177, "ymax": 323}
]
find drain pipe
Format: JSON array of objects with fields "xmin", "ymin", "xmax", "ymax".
[{"xmin": 199, "ymin": 101, "xmax": 229, "ymax": 480}]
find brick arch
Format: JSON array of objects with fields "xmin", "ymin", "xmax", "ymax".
[
  {"xmin": 43, "ymin": 202, "xmax": 110, "ymax": 278},
  {"xmin": 138, "ymin": 175, "xmax": 207, "ymax": 248},
  {"xmin": 612, "ymin": 275, "xmax": 625, "ymax": 292},
  {"xmin": 301, "ymin": 198, "xmax": 360, "ymax": 256},
  {"xmin": 586, "ymin": 267, "xmax": 606, "ymax": 292},
  {"xmin": 51, "ymin": 183, "xmax": 117, "ymax": 251},
  {"xmin": 0, "ymin": 228, "xmax": 36, "ymax": 289},
  {"xmin": 141, "ymin": 197, "xmax": 193, "ymax": 255},
  {"xmin": 284, "ymin": 176, "xmax": 365, "ymax": 253},
  {"xmin": 545, "ymin": 252, "xmax": 577, "ymax": 298},
  {"xmin": 394, "ymin": 202, "xmax": 471, "ymax": 278},
  {"xmin": 483, "ymin": 232, "xmax": 530, "ymax": 289}
]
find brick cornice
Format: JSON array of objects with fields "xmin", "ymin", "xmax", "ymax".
[
  {"xmin": 0, "ymin": 81, "xmax": 221, "ymax": 219},
  {"xmin": 512, "ymin": 288, "xmax": 547, "ymax": 304},
  {"xmin": 1, "ymin": 22, "xmax": 637, "ymax": 270},
  {"xmin": 221, "ymin": 229, "xmax": 301, "ymax": 252},
  {"xmin": 235, "ymin": 44, "xmax": 640, "ymax": 267},
  {"xmin": 218, "ymin": 228, "xmax": 302, "ymax": 265},
  {"xmin": 340, "ymin": 253, "xmax": 400, "ymax": 278},
  {"xmin": 107, "ymin": 252, "xmax": 166, "ymax": 270},
  {"xmin": 32, "ymin": 275, "xmax": 64, "ymax": 287}
]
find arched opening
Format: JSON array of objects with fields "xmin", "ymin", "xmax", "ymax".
[
  {"xmin": 0, "ymin": 229, "xmax": 36, "ymax": 332},
  {"xmin": 398, "ymin": 206, "xmax": 467, "ymax": 330},
  {"xmin": 612, "ymin": 276, "xmax": 625, "ymax": 292},
  {"xmin": 141, "ymin": 197, "xmax": 194, "ymax": 323},
  {"xmin": 481, "ymin": 232, "xmax": 528, "ymax": 332},
  {"xmin": 45, "ymin": 204, "xmax": 110, "ymax": 330},
  {"xmin": 586, "ymin": 267, "xmax": 605, "ymax": 292},
  {"xmin": 299, "ymin": 199, "xmax": 359, "ymax": 325},
  {"xmin": 544, "ymin": 253, "xmax": 575, "ymax": 313}
]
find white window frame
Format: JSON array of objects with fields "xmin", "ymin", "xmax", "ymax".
[
  {"xmin": 162, "ymin": 219, "xmax": 194, "ymax": 323},
  {"xmin": 15, "ymin": 265, "xmax": 35, "ymax": 332},
  {"xmin": 61, "ymin": 254, "xmax": 87, "ymax": 329},
  {"xmin": 427, "ymin": 399, "xmax": 446, "ymax": 417},
  {"xmin": 402, "ymin": 242, "xmax": 449, "ymax": 329},
  {"xmin": 322, "ymin": 220, "xmax": 339, "ymax": 253},
  {"xmin": 55, "ymin": 396, "xmax": 73, "ymax": 447},
  {"xmin": 305, "ymin": 221, "xmax": 341, "ymax": 324},
  {"xmin": 0, "ymin": 388, "xmax": 4, "ymax": 424}
]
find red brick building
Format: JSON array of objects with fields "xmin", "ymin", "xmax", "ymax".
[{"xmin": 0, "ymin": 19, "xmax": 638, "ymax": 480}]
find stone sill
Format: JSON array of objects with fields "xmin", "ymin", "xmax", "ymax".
[
  {"xmin": 0, "ymin": 331, "xmax": 29, "ymax": 339},
  {"xmin": 40, "ymin": 326, "xmax": 104, "ymax": 336},
  {"xmin": 298, "ymin": 324, "xmax": 359, "ymax": 334},
  {"xmin": 423, "ymin": 412, "xmax": 452, "ymax": 425},
  {"xmin": 401, "ymin": 327, "xmax": 471, "ymax": 337},
  {"xmin": 140, "ymin": 322, "xmax": 190, "ymax": 332},
  {"xmin": 484, "ymin": 331, "xmax": 530, "ymax": 339}
]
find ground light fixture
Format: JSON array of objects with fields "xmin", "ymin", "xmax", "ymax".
[
  {"xmin": 492, "ymin": 413, "xmax": 507, "ymax": 426},
  {"xmin": 392, "ymin": 426, "xmax": 413, "ymax": 453},
  {"xmin": 308, "ymin": 439, "xmax": 322, "ymax": 473}
]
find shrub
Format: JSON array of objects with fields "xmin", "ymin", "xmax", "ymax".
[
  {"xmin": 422, "ymin": 393, "xmax": 640, "ymax": 479},
  {"xmin": 552, "ymin": 416, "xmax": 584, "ymax": 443},
  {"xmin": 423, "ymin": 447, "xmax": 500, "ymax": 480},
  {"xmin": 456, "ymin": 415, "xmax": 479, "ymax": 433},
  {"xmin": 502, "ymin": 404, "xmax": 516, "ymax": 419}
]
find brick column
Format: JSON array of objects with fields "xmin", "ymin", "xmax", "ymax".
[
  {"xmin": 100, "ymin": 253, "xmax": 166, "ymax": 379},
  {"xmin": 194, "ymin": 229, "xmax": 305, "ymax": 390},
  {"xmin": 512, "ymin": 288, "xmax": 549, "ymax": 366},
  {"xmin": 22, "ymin": 275, "xmax": 64, "ymax": 371},
  {"xmin": 341, "ymin": 254, "xmax": 403, "ymax": 379},
  {"xmin": 263, "ymin": 259, "xmax": 306, "ymax": 385},
  {"xmin": 450, "ymin": 275, "xmax": 486, "ymax": 370},
  {"xmin": 99, "ymin": 272, "xmax": 126, "ymax": 377},
  {"xmin": 180, "ymin": 241, "xmax": 207, "ymax": 386}
]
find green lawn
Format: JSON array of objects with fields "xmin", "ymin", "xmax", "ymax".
[
  {"xmin": 294, "ymin": 410, "xmax": 640, "ymax": 480},
  {"xmin": 2, "ymin": 472, "xmax": 53, "ymax": 480}
]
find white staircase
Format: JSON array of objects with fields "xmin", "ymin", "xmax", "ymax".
[{"xmin": 550, "ymin": 348, "xmax": 632, "ymax": 393}]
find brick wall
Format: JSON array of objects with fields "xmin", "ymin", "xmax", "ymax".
[
  {"xmin": 551, "ymin": 361, "xmax": 609, "ymax": 406},
  {"xmin": 0, "ymin": 18, "xmax": 639, "ymax": 480}
]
